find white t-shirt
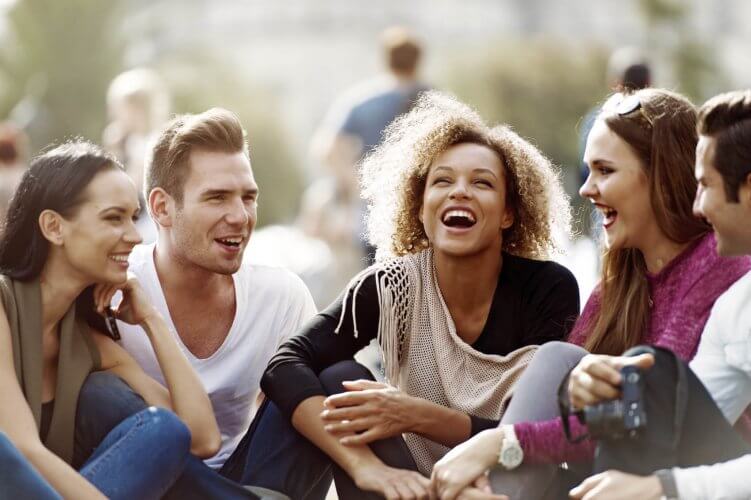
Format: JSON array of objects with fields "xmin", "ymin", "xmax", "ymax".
[
  {"xmin": 673, "ymin": 270, "xmax": 751, "ymax": 499},
  {"xmin": 117, "ymin": 243, "xmax": 317, "ymax": 469}
]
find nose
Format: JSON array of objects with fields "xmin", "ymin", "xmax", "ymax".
[
  {"xmin": 224, "ymin": 197, "xmax": 251, "ymax": 227},
  {"xmin": 125, "ymin": 218, "xmax": 143, "ymax": 245},
  {"xmin": 692, "ymin": 186, "xmax": 704, "ymax": 219},
  {"xmin": 448, "ymin": 178, "xmax": 471, "ymax": 200},
  {"xmin": 579, "ymin": 173, "xmax": 597, "ymax": 200}
]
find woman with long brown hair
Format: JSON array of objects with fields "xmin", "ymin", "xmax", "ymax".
[{"xmin": 431, "ymin": 88, "xmax": 751, "ymax": 500}]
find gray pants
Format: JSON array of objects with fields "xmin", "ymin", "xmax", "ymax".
[{"xmin": 490, "ymin": 341, "xmax": 588, "ymax": 500}]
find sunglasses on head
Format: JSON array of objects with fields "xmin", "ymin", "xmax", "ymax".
[{"xmin": 613, "ymin": 94, "xmax": 653, "ymax": 126}]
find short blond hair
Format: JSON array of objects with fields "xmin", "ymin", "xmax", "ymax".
[
  {"xmin": 361, "ymin": 91, "xmax": 570, "ymax": 261},
  {"xmin": 146, "ymin": 108, "xmax": 248, "ymax": 203}
]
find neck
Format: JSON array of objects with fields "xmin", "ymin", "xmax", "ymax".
[
  {"xmin": 154, "ymin": 239, "xmax": 233, "ymax": 300},
  {"xmin": 390, "ymin": 72, "xmax": 416, "ymax": 86},
  {"xmin": 39, "ymin": 254, "xmax": 89, "ymax": 332},
  {"xmin": 434, "ymin": 247, "xmax": 502, "ymax": 315},
  {"xmin": 638, "ymin": 232, "xmax": 692, "ymax": 274}
]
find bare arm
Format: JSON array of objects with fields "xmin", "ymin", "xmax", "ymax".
[
  {"xmin": 94, "ymin": 279, "xmax": 221, "ymax": 458},
  {"xmin": 0, "ymin": 305, "xmax": 104, "ymax": 500}
]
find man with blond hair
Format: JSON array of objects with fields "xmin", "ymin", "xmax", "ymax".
[{"xmin": 74, "ymin": 108, "xmax": 329, "ymax": 499}]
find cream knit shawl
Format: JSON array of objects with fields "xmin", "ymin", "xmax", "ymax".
[{"xmin": 337, "ymin": 249, "xmax": 537, "ymax": 474}]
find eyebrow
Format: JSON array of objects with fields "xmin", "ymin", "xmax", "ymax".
[
  {"xmin": 431, "ymin": 166, "xmax": 499, "ymax": 178},
  {"xmin": 99, "ymin": 205, "xmax": 141, "ymax": 216},
  {"xmin": 200, "ymin": 187, "xmax": 259, "ymax": 198},
  {"xmin": 586, "ymin": 159, "xmax": 615, "ymax": 168}
]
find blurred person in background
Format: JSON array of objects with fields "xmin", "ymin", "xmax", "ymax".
[
  {"xmin": 103, "ymin": 68, "xmax": 171, "ymax": 243},
  {"xmin": 262, "ymin": 91, "xmax": 579, "ymax": 499},
  {"xmin": 0, "ymin": 122, "xmax": 30, "ymax": 223},
  {"xmin": 311, "ymin": 25, "xmax": 431, "ymax": 266}
]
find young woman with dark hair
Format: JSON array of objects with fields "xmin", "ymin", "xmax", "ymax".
[
  {"xmin": 0, "ymin": 141, "xmax": 220, "ymax": 499},
  {"xmin": 431, "ymin": 88, "xmax": 751, "ymax": 500}
]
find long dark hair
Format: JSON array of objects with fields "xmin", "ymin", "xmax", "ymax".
[{"xmin": 0, "ymin": 140, "xmax": 124, "ymax": 330}]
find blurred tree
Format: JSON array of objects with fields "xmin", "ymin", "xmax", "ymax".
[
  {"xmin": 637, "ymin": 0, "xmax": 726, "ymax": 102},
  {"xmin": 441, "ymin": 39, "xmax": 607, "ymax": 209},
  {"xmin": 160, "ymin": 54, "xmax": 304, "ymax": 227},
  {"xmin": 0, "ymin": 0, "xmax": 125, "ymax": 150}
]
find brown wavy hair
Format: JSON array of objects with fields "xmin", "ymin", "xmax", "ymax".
[
  {"xmin": 583, "ymin": 89, "xmax": 710, "ymax": 355},
  {"xmin": 360, "ymin": 91, "xmax": 571, "ymax": 261}
]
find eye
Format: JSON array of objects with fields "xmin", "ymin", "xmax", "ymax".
[
  {"xmin": 105, "ymin": 215, "xmax": 122, "ymax": 223},
  {"xmin": 208, "ymin": 194, "xmax": 225, "ymax": 202},
  {"xmin": 474, "ymin": 179, "xmax": 493, "ymax": 187},
  {"xmin": 242, "ymin": 194, "xmax": 257, "ymax": 204},
  {"xmin": 597, "ymin": 166, "xmax": 614, "ymax": 175},
  {"xmin": 432, "ymin": 177, "xmax": 451, "ymax": 185}
]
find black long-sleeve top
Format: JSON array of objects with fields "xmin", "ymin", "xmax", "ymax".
[{"xmin": 261, "ymin": 253, "xmax": 580, "ymax": 434}]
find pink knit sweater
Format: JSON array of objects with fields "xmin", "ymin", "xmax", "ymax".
[{"xmin": 515, "ymin": 233, "xmax": 751, "ymax": 464}]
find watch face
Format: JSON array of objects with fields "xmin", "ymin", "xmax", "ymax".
[{"xmin": 501, "ymin": 446, "xmax": 523, "ymax": 469}]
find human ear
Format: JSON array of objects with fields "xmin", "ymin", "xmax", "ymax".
[
  {"xmin": 149, "ymin": 188, "xmax": 174, "ymax": 228},
  {"xmin": 38, "ymin": 210, "xmax": 65, "ymax": 246},
  {"xmin": 500, "ymin": 209, "xmax": 514, "ymax": 230}
]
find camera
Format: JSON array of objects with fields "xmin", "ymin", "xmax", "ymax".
[{"xmin": 583, "ymin": 365, "xmax": 647, "ymax": 439}]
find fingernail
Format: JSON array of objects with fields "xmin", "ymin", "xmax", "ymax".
[{"xmin": 324, "ymin": 425, "xmax": 333, "ymax": 431}]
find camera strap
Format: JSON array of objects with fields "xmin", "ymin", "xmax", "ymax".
[
  {"xmin": 557, "ymin": 367, "xmax": 590, "ymax": 443},
  {"xmin": 670, "ymin": 353, "xmax": 689, "ymax": 449}
]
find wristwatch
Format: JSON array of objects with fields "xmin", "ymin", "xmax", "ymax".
[
  {"xmin": 655, "ymin": 469, "xmax": 679, "ymax": 500},
  {"xmin": 498, "ymin": 425, "xmax": 523, "ymax": 470}
]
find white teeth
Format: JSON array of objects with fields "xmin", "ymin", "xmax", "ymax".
[
  {"xmin": 442, "ymin": 210, "xmax": 476, "ymax": 223},
  {"xmin": 218, "ymin": 237, "xmax": 242, "ymax": 244},
  {"xmin": 109, "ymin": 255, "xmax": 128, "ymax": 262}
]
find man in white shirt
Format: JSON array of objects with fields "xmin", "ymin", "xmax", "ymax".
[
  {"xmin": 74, "ymin": 108, "xmax": 328, "ymax": 499},
  {"xmin": 568, "ymin": 90, "xmax": 751, "ymax": 500}
]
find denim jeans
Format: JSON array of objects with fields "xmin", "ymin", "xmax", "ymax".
[
  {"xmin": 2, "ymin": 406, "xmax": 190, "ymax": 500},
  {"xmin": 75, "ymin": 372, "xmax": 332, "ymax": 500},
  {"xmin": 0, "ymin": 432, "xmax": 61, "ymax": 500}
]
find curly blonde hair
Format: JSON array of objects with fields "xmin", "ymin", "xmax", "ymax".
[{"xmin": 360, "ymin": 91, "xmax": 571, "ymax": 261}]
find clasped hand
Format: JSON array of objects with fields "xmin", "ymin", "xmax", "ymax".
[{"xmin": 322, "ymin": 379, "xmax": 418, "ymax": 445}]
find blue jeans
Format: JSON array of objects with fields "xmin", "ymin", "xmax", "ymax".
[
  {"xmin": 75, "ymin": 372, "xmax": 332, "ymax": 500},
  {"xmin": 2, "ymin": 406, "xmax": 190, "ymax": 500}
]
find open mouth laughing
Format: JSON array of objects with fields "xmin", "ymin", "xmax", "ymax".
[
  {"xmin": 441, "ymin": 207, "xmax": 477, "ymax": 230},
  {"xmin": 596, "ymin": 204, "xmax": 618, "ymax": 229}
]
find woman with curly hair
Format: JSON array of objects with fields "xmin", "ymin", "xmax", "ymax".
[
  {"xmin": 431, "ymin": 89, "xmax": 751, "ymax": 500},
  {"xmin": 260, "ymin": 91, "xmax": 579, "ymax": 499}
]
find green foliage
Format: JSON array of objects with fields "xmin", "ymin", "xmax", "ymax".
[
  {"xmin": 162, "ymin": 55, "xmax": 304, "ymax": 227},
  {"xmin": 440, "ymin": 38, "xmax": 608, "ymax": 185},
  {"xmin": 0, "ymin": 0, "xmax": 125, "ymax": 149}
]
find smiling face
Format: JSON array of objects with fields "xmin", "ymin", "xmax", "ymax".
[
  {"xmin": 59, "ymin": 168, "xmax": 143, "ymax": 284},
  {"xmin": 168, "ymin": 149, "xmax": 258, "ymax": 275},
  {"xmin": 420, "ymin": 142, "xmax": 514, "ymax": 259},
  {"xmin": 581, "ymin": 119, "xmax": 661, "ymax": 252},
  {"xmin": 694, "ymin": 135, "xmax": 751, "ymax": 256}
]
